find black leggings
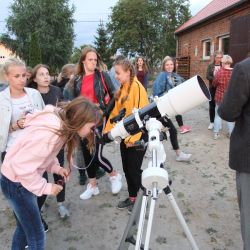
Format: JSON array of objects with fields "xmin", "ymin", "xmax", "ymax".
[
  {"xmin": 175, "ymin": 115, "xmax": 183, "ymax": 127},
  {"xmin": 1, "ymin": 152, "xmax": 6, "ymax": 163},
  {"xmin": 37, "ymin": 149, "xmax": 66, "ymax": 210},
  {"xmin": 81, "ymin": 138, "xmax": 113, "ymax": 179},
  {"xmin": 160, "ymin": 117, "xmax": 179, "ymax": 151},
  {"xmin": 120, "ymin": 138, "xmax": 146, "ymax": 197},
  {"xmin": 209, "ymin": 87, "xmax": 216, "ymax": 123}
]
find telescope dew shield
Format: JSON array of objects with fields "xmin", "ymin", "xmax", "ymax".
[
  {"xmin": 108, "ymin": 75, "xmax": 210, "ymax": 140},
  {"xmin": 156, "ymin": 75, "xmax": 211, "ymax": 117}
]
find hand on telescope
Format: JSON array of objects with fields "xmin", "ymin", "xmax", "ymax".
[{"xmin": 95, "ymin": 133, "xmax": 113, "ymax": 145}]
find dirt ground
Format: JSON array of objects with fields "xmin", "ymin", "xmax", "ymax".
[{"xmin": 0, "ymin": 103, "xmax": 243, "ymax": 250}]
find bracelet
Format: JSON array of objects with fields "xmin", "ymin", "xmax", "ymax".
[{"xmin": 16, "ymin": 120, "xmax": 23, "ymax": 129}]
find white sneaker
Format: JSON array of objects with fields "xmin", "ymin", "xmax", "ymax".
[
  {"xmin": 214, "ymin": 133, "xmax": 219, "ymax": 140},
  {"xmin": 110, "ymin": 173, "xmax": 122, "ymax": 194},
  {"xmin": 80, "ymin": 184, "xmax": 100, "ymax": 200},
  {"xmin": 176, "ymin": 152, "xmax": 191, "ymax": 162},
  {"xmin": 58, "ymin": 204, "xmax": 70, "ymax": 218},
  {"xmin": 208, "ymin": 123, "xmax": 214, "ymax": 130}
]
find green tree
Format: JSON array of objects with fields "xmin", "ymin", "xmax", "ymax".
[
  {"xmin": 94, "ymin": 21, "xmax": 112, "ymax": 68},
  {"xmin": 28, "ymin": 32, "xmax": 42, "ymax": 67},
  {"xmin": 0, "ymin": 0, "xmax": 75, "ymax": 73},
  {"xmin": 107, "ymin": 0, "xmax": 191, "ymax": 70}
]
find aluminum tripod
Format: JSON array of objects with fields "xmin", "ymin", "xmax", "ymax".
[{"xmin": 118, "ymin": 118, "xmax": 199, "ymax": 250}]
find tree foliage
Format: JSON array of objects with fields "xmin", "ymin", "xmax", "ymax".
[
  {"xmin": 107, "ymin": 0, "xmax": 191, "ymax": 70},
  {"xmin": 0, "ymin": 0, "xmax": 75, "ymax": 72},
  {"xmin": 94, "ymin": 22, "xmax": 112, "ymax": 69},
  {"xmin": 28, "ymin": 32, "xmax": 42, "ymax": 68}
]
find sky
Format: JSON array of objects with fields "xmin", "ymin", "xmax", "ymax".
[{"xmin": 0, "ymin": 0, "xmax": 213, "ymax": 48}]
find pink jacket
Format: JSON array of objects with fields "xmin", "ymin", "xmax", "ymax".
[{"xmin": 1, "ymin": 106, "xmax": 65, "ymax": 196}]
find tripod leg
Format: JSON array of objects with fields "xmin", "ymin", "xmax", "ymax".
[
  {"xmin": 118, "ymin": 189, "xmax": 145, "ymax": 250},
  {"xmin": 164, "ymin": 188, "xmax": 199, "ymax": 250},
  {"xmin": 143, "ymin": 184, "xmax": 158, "ymax": 250},
  {"xmin": 135, "ymin": 190, "xmax": 149, "ymax": 250}
]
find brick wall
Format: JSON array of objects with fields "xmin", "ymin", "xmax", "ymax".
[{"xmin": 176, "ymin": 4, "xmax": 250, "ymax": 84}]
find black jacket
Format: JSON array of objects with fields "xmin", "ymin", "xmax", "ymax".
[
  {"xmin": 73, "ymin": 70, "xmax": 116, "ymax": 116},
  {"xmin": 218, "ymin": 57, "xmax": 250, "ymax": 173}
]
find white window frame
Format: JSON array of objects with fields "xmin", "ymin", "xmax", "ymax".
[
  {"xmin": 202, "ymin": 40, "xmax": 211, "ymax": 60},
  {"xmin": 219, "ymin": 34, "xmax": 230, "ymax": 54}
]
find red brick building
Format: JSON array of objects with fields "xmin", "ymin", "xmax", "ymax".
[{"xmin": 174, "ymin": 0, "xmax": 250, "ymax": 82}]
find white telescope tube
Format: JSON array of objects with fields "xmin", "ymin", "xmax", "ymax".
[{"xmin": 156, "ymin": 75, "xmax": 210, "ymax": 117}]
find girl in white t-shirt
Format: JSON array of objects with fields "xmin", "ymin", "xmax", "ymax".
[{"xmin": 0, "ymin": 58, "xmax": 45, "ymax": 161}]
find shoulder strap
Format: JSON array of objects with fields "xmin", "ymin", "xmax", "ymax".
[
  {"xmin": 101, "ymin": 71, "xmax": 115, "ymax": 96},
  {"xmin": 100, "ymin": 71, "xmax": 108, "ymax": 93}
]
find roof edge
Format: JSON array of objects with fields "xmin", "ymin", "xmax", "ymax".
[{"xmin": 175, "ymin": 0, "xmax": 248, "ymax": 35}]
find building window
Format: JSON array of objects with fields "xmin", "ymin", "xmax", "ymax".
[
  {"xmin": 203, "ymin": 40, "xmax": 211, "ymax": 60},
  {"xmin": 219, "ymin": 35, "xmax": 230, "ymax": 54}
]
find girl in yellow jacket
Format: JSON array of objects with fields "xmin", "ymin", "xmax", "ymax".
[{"xmin": 104, "ymin": 57, "xmax": 149, "ymax": 213}]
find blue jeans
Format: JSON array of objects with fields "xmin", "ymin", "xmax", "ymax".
[
  {"xmin": 0, "ymin": 175, "xmax": 45, "ymax": 250},
  {"xmin": 214, "ymin": 104, "xmax": 235, "ymax": 134}
]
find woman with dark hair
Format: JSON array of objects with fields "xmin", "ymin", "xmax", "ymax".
[
  {"xmin": 135, "ymin": 56, "xmax": 149, "ymax": 90},
  {"xmin": 28, "ymin": 64, "xmax": 69, "ymax": 219},
  {"xmin": 1, "ymin": 96, "xmax": 101, "ymax": 249},
  {"xmin": 69, "ymin": 46, "xmax": 122, "ymax": 200}
]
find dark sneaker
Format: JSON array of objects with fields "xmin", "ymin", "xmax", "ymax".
[
  {"xmin": 96, "ymin": 167, "xmax": 106, "ymax": 179},
  {"xmin": 117, "ymin": 198, "xmax": 134, "ymax": 210},
  {"xmin": 79, "ymin": 173, "xmax": 87, "ymax": 185},
  {"xmin": 127, "ymin": 203, "xmax": 134, "ymax": 214},
  {"xmin": 41, "ymin": 217, "xmax": 49, "ymax": 233}
]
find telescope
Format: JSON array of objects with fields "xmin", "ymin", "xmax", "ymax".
[
  {"xmin": 105, "ymin": 75, "xmax": 210, "ymax": 142},
  {"xmin": 115, "ymin": 75, "xmax": 210, "ymax": 250}
]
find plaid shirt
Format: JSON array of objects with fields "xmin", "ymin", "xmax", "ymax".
[{"xmin": 212, "ymin": 67, "xmax": 233, "ymax": 104}]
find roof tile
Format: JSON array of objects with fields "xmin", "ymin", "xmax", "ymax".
[{"xmin": 175, "ymin": 0, "xmax": 242, "ymax": 34}]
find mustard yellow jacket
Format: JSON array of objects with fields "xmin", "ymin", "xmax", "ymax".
[{"xmin": 104, "ymin": 77, "xmax": 149, "ymax": 144}]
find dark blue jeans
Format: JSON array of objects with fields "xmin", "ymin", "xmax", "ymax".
[{"xmin": 0, "ymin": 174, "xmax": 45, "ymax": 250}]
